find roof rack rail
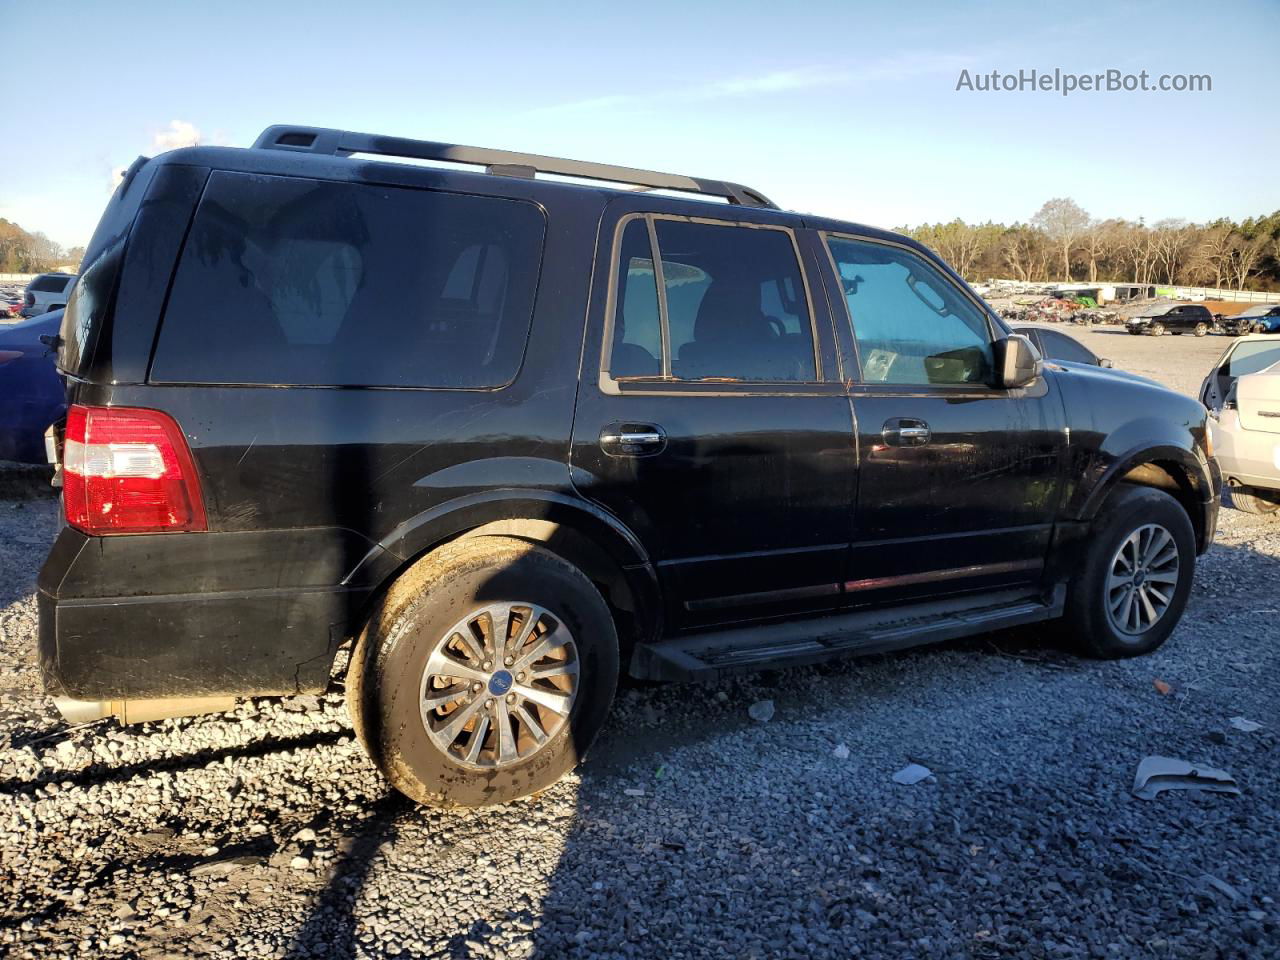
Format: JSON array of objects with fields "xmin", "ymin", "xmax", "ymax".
[{"xmin": 252, "ymin": 125, "xmax": 777, "ymax": 209}]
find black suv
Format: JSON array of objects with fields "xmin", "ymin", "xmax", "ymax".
[
  {"xmin": 1125, "ymin": 303, "xmax": 1214, "ymax": 336},
  {"xmin": 40, "ymin": 126, "xmax": 1220, "ymax": 806}
]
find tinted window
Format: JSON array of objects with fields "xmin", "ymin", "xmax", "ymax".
[
  {"xmin": 608, "ymin": 219, "xmax": 662, "ymax": 378},
  {"xmin": 826, "ymin": 237, "xmax": 993, "ymax": 385},
  {"xmin": 152, "ymin": 172, "xmax": 545, "ymax": 388},
  {"xmin": 655, "ymin": 220, "xmax": 815, "ymax": 381},
  {"xmin": 30, "ymin": 275, "xmax": 72, "ymax": 293},
  {"xmin": 1037, "ymin": 329, "xmax": 1097, "ymax": 365}
]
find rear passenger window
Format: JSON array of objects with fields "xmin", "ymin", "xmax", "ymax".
[
  {"xmin": 1037, "ymin": 329, "xmax": 1096, "ymax": 365},
  {"xmin": 609, "ymin": 219, "xmax": 662, "ymax": 378},
  {"xmin": 605, "ymin": 216, "xmax": 816, "ymax": 382},
  {"xmin": 151, "ymin": 172, "xmax": 545, "ymax": 388}
]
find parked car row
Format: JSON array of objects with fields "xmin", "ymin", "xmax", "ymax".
[{"xmin": 2, "ymin": 283, "xmax": 25, "ymax": 319}]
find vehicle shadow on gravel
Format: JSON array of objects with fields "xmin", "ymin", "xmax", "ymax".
[
  {"xmin": 283, "ymin": 792, "xmax": 412, "ymax": 959},
  {"xmin": 0, "ymin": 727, "xmax": 347, "ymax": 794},
  {"xmin": 511, "ymin": 542, "xmax": 1276, "ymax": 958}
]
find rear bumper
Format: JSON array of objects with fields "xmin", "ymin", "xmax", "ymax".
[{"xmin": 38, "ymin": 526, "xmax": 375, "ymax": 701}]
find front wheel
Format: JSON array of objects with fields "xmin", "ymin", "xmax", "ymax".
[
  {"xmin": 1232, "ymin": 486, "xmax": 1280, "ymax": 515},
  {"xmin": 1064, "ymin": 486, "xmax": 1196, "ymax": 659},
  {"xmin": 347, "ymin": 536, "xmax": 619, "ymax": 806},
  {"xmin": 1194, "ymin": 323, "xmax": 1209, "ymax": 337},
  {"xmin": 1148, "ymin": 322, "xmax": 1165, "ymax": 336}
]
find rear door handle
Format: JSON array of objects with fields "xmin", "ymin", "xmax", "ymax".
[
  {"xmin": 882, "ymin": 418, "xmax": 931, "ymax": 446},
  {"xmin": 600, "ymin": 423, "xmax": 666, "ymax": 456}
]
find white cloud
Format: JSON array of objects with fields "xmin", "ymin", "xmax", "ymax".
[
  {"xmin": 153, "ymin": 119, "xmax": 204, "ymax": 151},
  {"xmin": 108, "ymin": 121, "xmax": 229, "ymax": 192},
  {"xmin": 702, "ymin": 66, "xmax": 849, "ymax": 97},
  {"xmin": 530, "ymin": 55, "xmax": 973, "ymax": 117}
]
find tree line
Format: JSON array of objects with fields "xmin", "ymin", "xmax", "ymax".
[
  {"xmin": 0, "ymin": 219, "xmax": 84, "ymax": 274},
  {"xmin": 904, "ymin": 200, "xmax": 1280, "ymax": 291}
]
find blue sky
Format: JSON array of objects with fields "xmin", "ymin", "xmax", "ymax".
[{"xmin": 3, "ymin": 0, "xmax": 1277, "ymax": 248}]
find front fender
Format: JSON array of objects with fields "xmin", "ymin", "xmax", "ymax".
[{"xmin": 1075, "ymin": 441, "xmax": 1215, "ymax": 522}]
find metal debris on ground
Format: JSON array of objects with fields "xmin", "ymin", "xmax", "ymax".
[
  {"xmin": 892, "ymin": 763, "xmax": 934, "ymax": 785},
  {"xmin": 1229, "ymin": 717, "xmax": 1263, "ymax": 733},
  {"xmin": 1131, "ymin": 756, "xmax": 1241, "ymax": 800}
]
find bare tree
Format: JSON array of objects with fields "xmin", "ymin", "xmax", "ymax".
[
  {"xmin": 1188, "ymin": 224, "xmax": 1234, "ymax": 288},
  {"xmin": 1150, "ymin": 219, "xmax": 1195, "ymax": 285},
  {"xmin": 1082, "ymin": 219, "xmax": 1123, "ymax": 282},
  {"xmin": 1001, "ymin": 225, "xmax": 1049, "ymax": 282},
  {"xmin": 1032, "ymin": 198, "xmax": 1090, "ymax": 281},
  {"xmin": 1227, "ymin": 235, "xmax": 1267, "ymax": 290}
]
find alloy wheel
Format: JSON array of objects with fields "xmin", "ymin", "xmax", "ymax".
[
  {"xmin": 1105, "ymin": 523, "xmax": 1180, "ymax": 636},
  {"xmin": 419, "ymin": 602, "xmax": 579, "ymax": 768}
]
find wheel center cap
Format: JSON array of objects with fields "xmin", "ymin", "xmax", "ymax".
[
  {"xmin": 1134, "ymin": 570, "xmax": 1146, "ymax": 586},
  {"xmin": 488, "ymin": 669, "xmax": 514, "ymax": 696}
]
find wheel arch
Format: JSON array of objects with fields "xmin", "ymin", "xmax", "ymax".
[
  {"xmin": 1077, "ymin": 444, "xmax": 1213, "ymax": 552},
  {"xmin": 344, "ymin": 489, "xmax": 662, "ymax": 659}
]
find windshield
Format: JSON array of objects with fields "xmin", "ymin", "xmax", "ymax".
[{"xmin": 1224, "ymin": 341, "xmax": 1280, "ymax": 378}]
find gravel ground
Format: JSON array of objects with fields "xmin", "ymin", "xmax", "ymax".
[{"xmin": 2, "ymin": 334, "xmax": 1278, "ymax": 960}]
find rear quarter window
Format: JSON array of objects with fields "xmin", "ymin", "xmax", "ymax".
[
  {"xmin": 29, "ymin": 275, "xmax": 72, "ymax": 293},
  {"xmin": 151, "ymin": 172, "xmax": 546, "ymax": 388}
]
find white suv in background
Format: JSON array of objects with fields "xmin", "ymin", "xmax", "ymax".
[
  {"xmin": 21, "ymin": 272, "xmax": 76, "ymax": 317},
  {"xmin": 1201, "ymin": 334, "xmax": 1280, "ymax": 516}
]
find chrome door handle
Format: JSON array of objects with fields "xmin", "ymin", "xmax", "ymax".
[
  {"xmin": 882, "ymin": 418, "xmax": 931, "ymax": 446},
  {"xmin": 599, "ymin": 423, "xmax": 667, "ymax": 456},
  {"xmin": 602, "ymin": 431, "xmax": 664, "ymax": 446}
]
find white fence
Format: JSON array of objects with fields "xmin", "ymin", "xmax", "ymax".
[{"xmin": 1156, "ymin": 285, "xmax": 1280, "ymax": 304}]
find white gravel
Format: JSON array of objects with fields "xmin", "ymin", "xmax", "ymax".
[{"xmin": 2, "ymin": 334, "xmax": 1278, "ymax": 958}]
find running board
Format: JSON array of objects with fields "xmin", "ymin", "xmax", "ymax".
[{"xmin": 630, "ymin": 586, "xmax": 1066, "ymax": 682}]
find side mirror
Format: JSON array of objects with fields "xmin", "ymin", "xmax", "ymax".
[
  {"xmin": 994, "ymin": 334, "xmax": 1042, "ymax": 389},
  {"xmin": 1099, "ymin": 358, "xmax": 1115, "ymax": 368}
]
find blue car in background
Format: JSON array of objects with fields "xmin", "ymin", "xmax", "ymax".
[
  {"xmin": 0, "ymin": 309, "xmax": 66, "ymax": 463},
  {"xmin": 1233, "ymin": 304, "xmax": 1280, "ymax": 335}
]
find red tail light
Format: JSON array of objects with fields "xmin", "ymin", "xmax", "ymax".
[{"xmin": 63, "ymin": 404, "xmax": 207, "ymax": 535}]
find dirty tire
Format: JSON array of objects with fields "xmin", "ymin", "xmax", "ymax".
[
  {"xmin": 1065, "ymin": 485, "xmax": 1196, "ymax": 659},
  {"xmin": 1148, "ymin": 322, "xmax": 1165, "ymax": 336},
  {"xmin": 1231, "ymin": 486, "xmax": 1280, "ymax": 515},
  {"xmin": 347, "ymin": 536, "xmax": 618, "ymax": 806},
  {"xmin": 1194, "ymin": 323, "xmax": 1208, "ymax": 337}
]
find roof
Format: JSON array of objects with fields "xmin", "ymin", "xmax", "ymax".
[{"xmin": 1238, "ymin": 305, "xmax": 1279, "ymax": 317}]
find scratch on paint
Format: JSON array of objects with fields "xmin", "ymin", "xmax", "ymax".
[{"xmin": 236, "ymin": 435, "xmax": 259, "ymax": 467}]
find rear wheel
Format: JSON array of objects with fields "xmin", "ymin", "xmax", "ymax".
[
  {"xmin": 1232, "ymin": 486, "xmax": 1280, "ymax": 515},
  {"xmin": 347, "ymin": 536, "xmax": 618, "ymax": 806},
  {"xmin": 1064, "ymin": 486, "xmax": 1195, "ymax": 658},
  {"xmin": 1148, "ymin": 322, "xmax": 1165, "ymax": 336},
  {"xmin": 1194, "ymin": 322, "xmax": 1209, "ymax": 337}
]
